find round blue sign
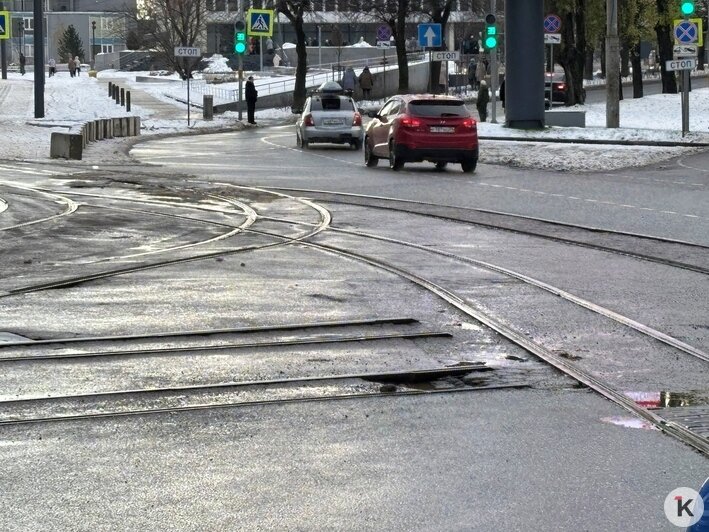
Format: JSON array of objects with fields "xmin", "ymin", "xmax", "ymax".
[
  {"xmin": 377, "ymin": 25, "xmax": 392, "ymax": 41},
  {"xmin": 674, "ymin": 21, "xmax": 698, "ymax": 44},
  {"xmin": 544, "ymin": 14, "xmax": 562, "ymax": 33}
]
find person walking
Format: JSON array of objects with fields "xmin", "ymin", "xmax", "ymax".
[
  {"xmin": 341, "ymin": 66, "xmax": 357, "ymax": 96},
  {"xmin": 68, "ymin": 57, "xmax": 76, "ymax": 78},
  {"xmin": 74, "ymin": 56, "xmax": 81, "ymax": 76},
  {"xmin": 245, "ymin": 75, "xmax": 258, "ymax": 125},
  {"xmin": 48, "ymin": 58, "xmax": 56, "ymax": 77},
  {"xmin": 499, "ymin": 78, "xmax": 505, "ymax": 109},
  {"xmin": 19, "ymin": 53, "xmax": 26, "ymax": 75},
  {"xmin": 358, "ymin": 67, "xmax": 374, "ymax": 100},
  {"xmin": 476, "ymin": 80, "xmax": 490, "ymax": 122}
]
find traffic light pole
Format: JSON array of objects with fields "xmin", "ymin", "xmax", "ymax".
[
  {"xmin": 238, "ymin": 55, "xmax": 243, "ymax": 121},
  {"xmin": 605, "ymin": 0, "xmax": 620, "ymax": 128},
  {"xmin": 489, "ymin": 0, "xmax": 498, "ymax": 123}
]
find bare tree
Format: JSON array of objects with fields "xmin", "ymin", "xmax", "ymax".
[
  {"xmin": 276, "ymin": 0, "xmax": 312, "ymax": 111},
  {"xmin": 122, "ymin": 0, "xmax": 206, "ymax": 78}
]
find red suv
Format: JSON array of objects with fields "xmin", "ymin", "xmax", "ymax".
[{"xmin": 364, "ymin": 94, "xmax": 478, "ymax": 172}]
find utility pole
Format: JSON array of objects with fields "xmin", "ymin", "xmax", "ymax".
[
  {"xmin": 33, "ymin": 0, "xmax": 44, "ymax": 117},
  {"xmin": 1, "ymin": 2, "xmax": 7, "ymax": 80},
  {"xmin": 605, "ymin": 0, "xmax": 619, "ymax": 128}
]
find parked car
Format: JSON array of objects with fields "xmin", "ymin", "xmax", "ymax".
[
  {"xmin": 363, "ymin": 94, "xmax": 478, "ymax": 172},
  {"xmin": 295, "ymin": 82, "xmax": 363, "ymax": 149},
  {"xmin": 545, "ymin": 72, "xmax": 568, "ymax": 106}
]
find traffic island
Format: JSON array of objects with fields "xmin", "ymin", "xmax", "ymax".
[{"xmin": 50, "ymin": 116, "xmax": 141, "ymax": 160}]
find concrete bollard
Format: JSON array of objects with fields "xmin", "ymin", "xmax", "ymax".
[
  {"xmin": 108, "ymin": 81, "xmax": 113, "ymax": 97},
  {"xmin": 112, "ymin": 118, "xmax": 123, "ymax": 137},
  {"xmin": 96, "ymin": 119, "xmax": 104, "ymax": 140},
  {"xmin": 120, "ymin": 88, "xmax": 125, "ymax": 107},
  {"xmin": 104, "ymin": 119, "xmax": 113, "ymax": 139},
  {"xmin": 114, "ymin": 85, "xmax": 120, "ymax": 104},
  {"xmin": 50, "ymin": 132, "xmax": 83, "ymax": 160},
  {"xmin": 203, "ymin": 95, "xmax": 214, "ymax": 120},
  {"xmin": 126, "ymin": 91, "xmax": 131, "ymax": 112}
]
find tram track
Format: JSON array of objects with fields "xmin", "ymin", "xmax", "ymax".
[
  {"xmin": 0, "ymin": 182, "xmax": 79, "ymax": 231},
  {"xmin": 266, "ymin": 187, "xmax": 709, "ymax": 276},
  {"xmin": 2, "ymin": 181, "xmax": 707, "ymax": 452}
]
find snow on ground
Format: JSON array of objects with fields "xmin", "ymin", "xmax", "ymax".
[{"xmin": 1, "ymin": 69, "xmax": 708, "ymax": 171}]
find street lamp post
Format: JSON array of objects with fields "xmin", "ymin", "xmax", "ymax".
[{"xmin": 91, "ymin": 20, "xmax": 96, "ymax": 70}]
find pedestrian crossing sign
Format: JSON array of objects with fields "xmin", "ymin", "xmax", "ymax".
[
  {"xmin": 0, "ymin": 11, "xmax": 11, "ymax": 40},
  {"xmin": 247, "ymin": 9, "xmax": 274, "ymax": 37}
]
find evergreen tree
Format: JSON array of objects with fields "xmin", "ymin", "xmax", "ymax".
[{"xmin": 57, "ymin": 25, "xmax": 85, "ymax": 62}]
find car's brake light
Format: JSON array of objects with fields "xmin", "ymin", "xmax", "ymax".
[
  {"xmin": 557, "ymin": 83, "xmax": 566, "ymax": 91},
  {"xmin": 304, "ymin": 114, "xmax": 314, "ymax": 127},
  {"xmin": 353, "ymin": 112, "xmax": 362, "ymax": 126},
  {"xmin": 461, "ymin": 118, "xmax": 476, "ymax": 129},
  {"xmin": 400, "ymin": 116, "xmax": 423, "ymax": 128}
]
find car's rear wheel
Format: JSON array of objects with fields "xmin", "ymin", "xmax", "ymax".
[
  {"xmin": 435, "ymin": 162, "xmax": 448, "ymax": 171},
  {"xmin": 461, "ymin": 158, "xmax": 477, "ymax": 173},
  {"xmin": 364, "ymin": 137, "xmax": 378, "ymax": 167},
  {"xmin": 389, "ymin": 141, "xmax": 404, "ymax": 171},
  {"xmin": 352, "ymin": 139, "xmax": 362, "ymax": 151}
]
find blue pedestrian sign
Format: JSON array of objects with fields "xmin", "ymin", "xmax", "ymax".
[
  {"xmin": 674, "ymin": 20, "xmax": 698, "ymax": 44},
  {"xmin": 247, "ymin": 8, "xmax": 274, "ymax": 37},
  {"xmin": 0, "ymin": 11, "xmax": 11, "ymax": 40},
  {"xmin": 418, "ymin": 23, "xmax": 442, "ymax": 48}
]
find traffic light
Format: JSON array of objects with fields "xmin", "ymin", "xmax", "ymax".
[
  {"xmin": 680, "ymin": 1, "xmax": 695, "ymax": 17},
  {"xmin": 234, "ymin": 20, "xmax": 246, "ymax": 54},
  {"xmin": 484, "ymin": 13, "xmax": 498, "ymax": 50}
]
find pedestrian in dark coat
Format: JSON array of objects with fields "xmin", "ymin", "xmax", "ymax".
[
  {"xmin": 476, "ymin": 80, "xmax": 490, "ymax": 122},
  {"xmin": 245, "ymin": 76, "xmax": 258, "ymax": 124},
  {"xmin": 499, "ymin": 78, "xmax": 505, "ymax": 109},
  {"xmin": 358, "ymin": 67, "xmax": 374, "ymax": 100},
  {"xmin": 68, "ymin": 58, "xmax": 76, "ymax": 78}
]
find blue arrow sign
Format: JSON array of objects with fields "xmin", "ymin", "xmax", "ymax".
[
  {"xmin": 674, "ymin": 21, "xmax": 698, "ymax": 44},
  {"xmin": 418, "ymin": 23, "xmax": 442, "ymax": 48}
]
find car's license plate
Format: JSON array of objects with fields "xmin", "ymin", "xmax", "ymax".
[
  {"xmin": 430, "ymin": 126, "xmax": 454, "ymax": 133},
  {"xmin": 324, "ymin": 118, "xmax": 344, "ymax": 126}
]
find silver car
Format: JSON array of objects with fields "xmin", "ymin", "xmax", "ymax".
[{"xmin": 296, "ymin": 92, "xmax": 363, "ymax": 150}]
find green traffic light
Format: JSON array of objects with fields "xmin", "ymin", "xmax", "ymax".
[
  {"xmin": 235, "ymin": 31, "xmax": 246, "ymax": 54},
  {"xmin": 680, "ymin": 0, "xmax": 695, "ymax": 16},
  {"xmin": 485, "ymin": 36, "xmax": 498, "ymax": 49}
]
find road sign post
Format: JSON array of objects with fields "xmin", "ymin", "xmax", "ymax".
[
  {"xmin": 175, "ymin": 46, "xmax": 201, "ymax": 126},
  {"xmin": 666, "ymin": 58, "xmax": 696, "ymax": 136}
]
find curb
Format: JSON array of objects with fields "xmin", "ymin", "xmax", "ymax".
[{"xmin": 479, "ymin": 135, "xmax": 709, "ymax": 148}]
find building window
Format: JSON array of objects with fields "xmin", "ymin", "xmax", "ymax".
[
  {"xmin": 22, "ymin": 17, "xmax": 33, "ymax": 30},
  {"xmin": 24, "ymin": 44, "xmax": 34, "ymax": 57},
  {"xmin": 101, "ymin": 44, "xmax": 114, "ymax": 53}
]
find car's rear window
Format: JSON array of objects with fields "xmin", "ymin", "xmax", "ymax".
[
  {"xmin": 408, "ymin": 101, "xmax": 469, "ymax": 117},
  {"xmin": 310, "ymin": 97, "xmax": 354, "ymax": 111}
]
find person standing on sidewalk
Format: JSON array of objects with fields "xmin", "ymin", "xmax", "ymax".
[
  {"xmin": 74, "ymin": 56, "xmax": 82, "ymax": 76},
  {"xmin": 48, "ymin": 58, "xmax": 56, "ymax": 77},
  {"xmin": 476, "ymin": 80, "xmax": 490, "ymax": 122},
  {"xmin": 68, "ymin": 57, "xmax": 76, "ymax": 77},
  {"xmin": 358, "ymin": 67, "xmax": 374, "ymax": 100},
  {"xmin": 245, "ymin": 76, "xmax": 258, "ymax": 125},
  {"xmin": 19, "ymin": 53, "xmax": 26, "ymax": 75}
]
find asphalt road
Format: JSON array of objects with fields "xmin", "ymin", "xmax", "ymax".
[{"xmin": 0, "ymin": 128, "xmax": 706, "ymax": 531}]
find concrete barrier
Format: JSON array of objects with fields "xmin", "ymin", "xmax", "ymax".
[
  {"xmin": 50, "ymin": 133, "xmax": 84, "ymax": 160},
  {"xmin": 50, "ymin": 116, "xmax": 141, "ymax": 160},
  {"xmin": 545, "ymin": 110, "xmax": 586, "ymax": 127}
]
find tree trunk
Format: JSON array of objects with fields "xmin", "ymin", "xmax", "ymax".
[
  {"xmin": 631, "ymin": 41, "xmax": 643, "ymax": 98},
  {"xmin": 584, "ymin": 47, "xmax": 594, "ymax": 80},
  {"xmin": 395, "ymin": 0, "xmax": 410, "ymax": 93},
  {"xmin": 655, "ymin": 0, "xmax": 678, "ymax": 93},
  {"xmin": 620, "ymin": 42, "xmax": 630, "ymax": 77},
  {"xmin": 293, "ymin": 19, "xmax": 308, "ymax": 111},
  {"xmin": 557, "ymin": 9, "xmax": 586, "ymax": 106}
]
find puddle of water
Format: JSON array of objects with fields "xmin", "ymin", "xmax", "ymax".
[
  {"xmin": 625, "ymin": 391, "xmax": 709, "ymax": 408},
  {"xmin": 601, "ymin": 416, "xmax": 658, "ymax": 431}
]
